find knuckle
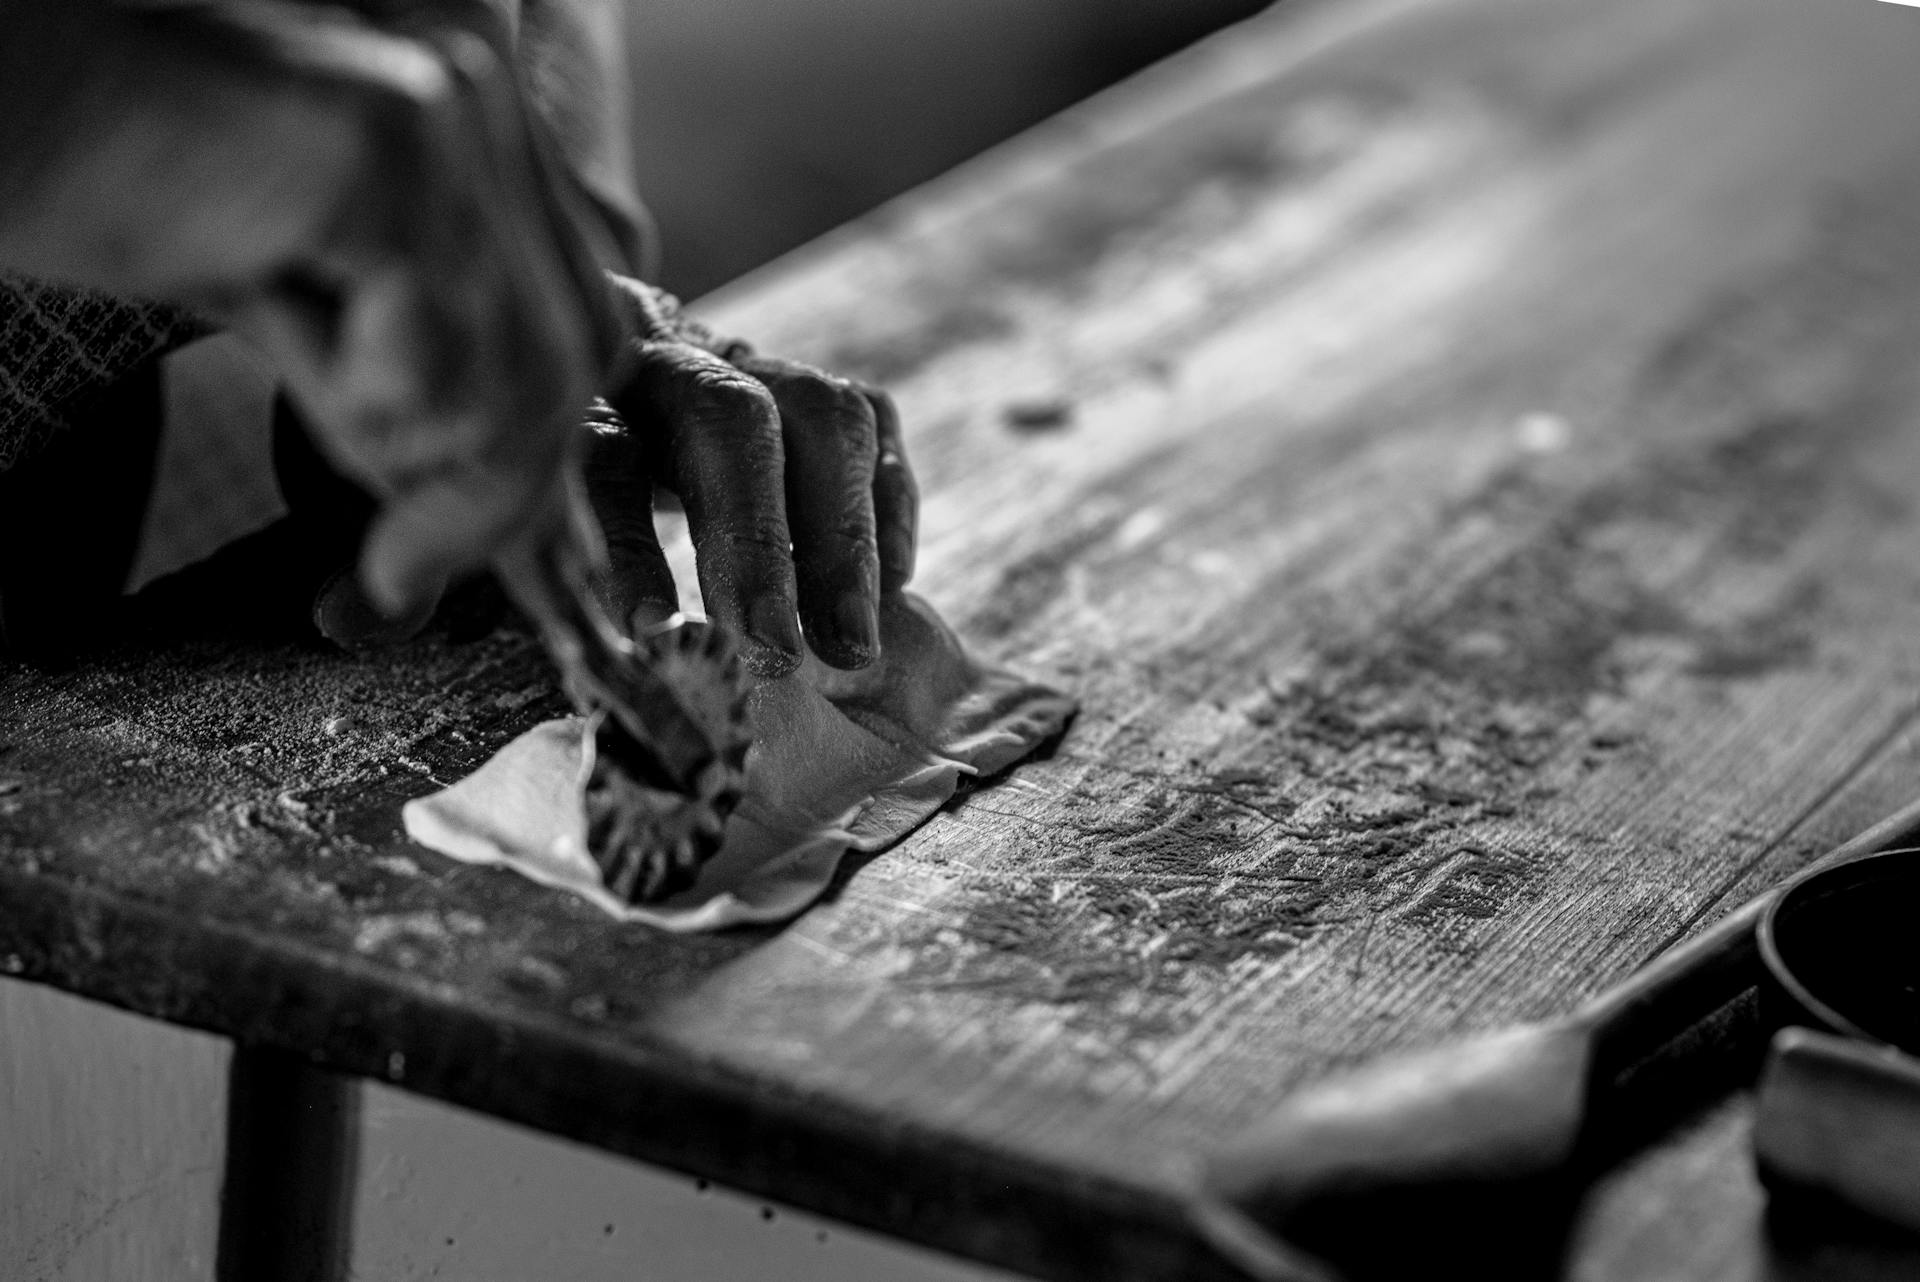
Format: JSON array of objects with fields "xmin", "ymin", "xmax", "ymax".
[
  {"xmin": 793, "ymin": 514, "xmax": 876, "ymax": 572},
  {"xmin": 862, "ymin": 385, "xmax": 905, "ymax": 434},
  {"xmin": 876, "ymin": 456, "xmax": 920, "ymax": 501},
  {"xmin": 678, "ymin": 365, "xmax": 780, "ymax": 430},
  {"xmin": 697, "ymin": 524, "xmax": 794, "ymax": 574},
  {"xmin": 829, "ymin": 522, "xmax": 880, "ymax": 553},
  {"xmin": 734, "ymin": 353, "xmax": 812, "ymax": 380},
  {"xmin": 724, "ymin": 528, "xmax": 793, "ymax": 556},
  {"xmin": 778, "ymin": 372, "xmax": 871, "ymax": 430},
  {"xmin": 582, "ymin": 422, "xmax": 638, "ymax": 472}
]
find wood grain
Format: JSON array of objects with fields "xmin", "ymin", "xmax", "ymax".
[{"xmin": 8, "ymin": 0, "xmax": 1920, "ymax": 1276}]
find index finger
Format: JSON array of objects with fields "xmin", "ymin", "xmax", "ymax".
[
  {"xmin": 618, "ymin": 341, "xmax": 804, "ymax": 677},
  {"xmin": 582, "ymin": 401, "xmax": 680, "ymax": 634}
]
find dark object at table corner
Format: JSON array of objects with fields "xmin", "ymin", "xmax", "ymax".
[
  {"xmin": 1757, "ymin": 847, "xmax": 1920, "ymax": 1055},
  {"xmin": 1750, "ymin": 849, "xmax": 1920, "ymax": 1240},
  {"xmin": 1188, "ymin": 797, "xmax": 1920, "ymax": 1282}
]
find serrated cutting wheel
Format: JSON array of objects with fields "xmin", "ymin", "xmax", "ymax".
[
  {"xmin": 494, "ymin": 406, "xmax": 754, "ymax": 906},
  {"xmin": 582, "ymin": 617, "xmax": 752, "ymax": 903}
]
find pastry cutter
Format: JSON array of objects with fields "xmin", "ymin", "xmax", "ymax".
[{"xmin": 492, "ymin": 403, "xmax": 751, "ymax": 905}]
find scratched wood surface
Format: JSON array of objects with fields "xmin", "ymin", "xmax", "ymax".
[{"xmin": 7, "ymin": 0, "xmax": 1920, "ymax": 1277}]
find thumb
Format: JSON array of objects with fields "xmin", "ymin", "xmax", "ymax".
[
  {"xmin": 273, "ymin": 394, "xmax": 442, "ymax": 649},
  {"xmin": 313, "ymin": 563, "xmax": 442, "ymax": 649}
]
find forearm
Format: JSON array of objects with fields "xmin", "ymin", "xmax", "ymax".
[{"xmin": 516, "ymin": 0, "xmax": 647, "ymax": 271}]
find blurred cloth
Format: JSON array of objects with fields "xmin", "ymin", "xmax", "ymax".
[
  {"xmin": 132, "ymin": 335, "xmax": 288, "ymax": 590},
  {"xmin": 0, "ymin": 274, "xmax": 205, "ymax": 473},
  {"xmin": 0, "ymin": 306, "xmax": 289, "ymax": 614},
  {"xmin": 0, "ymin": 0, "xmax": 646, "ymax": 612},
  {"xmin": 403, "ymin": 593, "xmax": 1077, "ymax": 930}
]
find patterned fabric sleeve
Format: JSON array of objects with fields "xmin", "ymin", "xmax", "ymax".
[{"xmin": 0, "ymin": 273, "xmax": 210, "ymax": 473}]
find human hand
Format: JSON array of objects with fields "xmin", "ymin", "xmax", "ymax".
[
  {"xmin": 590, "ymin": 276, "xmax": 919, "ymax": 677},
  {"xmin": 279, "ymin": 307, "xmax": 920, "ymax": 682}
]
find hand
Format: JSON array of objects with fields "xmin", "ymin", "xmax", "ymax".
[
  {"xmin": 0, "ymin": 3, "xmax": 623, "ymax": 619},
  {"xmin": 592, "ymin": 277, "xmax": 919, "ymax": 677},
  {"xmin": 277, "ymin": 307, "xmax": 921, "ymax": 680}
]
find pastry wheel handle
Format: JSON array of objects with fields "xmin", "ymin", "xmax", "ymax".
[
  {"xmin": 493, "ymin": 471, "xmax": 717, "ymax": 790},
  {"xmin": 488, "ymin": 413, "xmax": 752, "ymax": 905}
]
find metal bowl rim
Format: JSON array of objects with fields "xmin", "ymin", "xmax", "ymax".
[{"xmin": 1755, "ymin": 848, "xmax": 1920, "ymax": 1048}]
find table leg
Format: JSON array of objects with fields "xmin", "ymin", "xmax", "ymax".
[{"xmin": 215, "ymin": 1046, "xmax": 360, "ymax": 1282}]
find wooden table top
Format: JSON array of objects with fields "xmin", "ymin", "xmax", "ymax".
[{"xmin": 8, "ymin": 0, "xmax": 1920, "ymax": 1277}]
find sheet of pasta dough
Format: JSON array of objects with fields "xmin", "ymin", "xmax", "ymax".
[{"xmin": 403, "ymin": 593, "xmax": 1075, "ymax": 930}]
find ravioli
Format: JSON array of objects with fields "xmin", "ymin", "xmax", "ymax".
[{"xmin": 402, "ymin": 594, "xmax": 1075, "ymax": 930}]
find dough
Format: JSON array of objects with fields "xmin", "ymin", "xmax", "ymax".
[{"xmin": 402, "ymin": 593, "xmax": 1075, "ymax": 930}]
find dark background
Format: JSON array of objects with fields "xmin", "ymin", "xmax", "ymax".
[{"xmin": 626, "ymin": 0, "xmax": 1272, "ymax": 297}]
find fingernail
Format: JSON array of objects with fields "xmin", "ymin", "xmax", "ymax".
[
  {"xmin": 316, "ymin": 567, "xmax": 437, "ymax": 650},
  {"xmin": 744, "ymin": 595, "xmax": 803, "ymax": 677},
  {"xmin": 823, "ymin": 593, "xmax": 879, "ymax": 669}
]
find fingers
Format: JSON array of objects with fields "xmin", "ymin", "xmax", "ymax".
[
  {"xmin": 611, "ymin": 330, "xmax": 923, "ymax": 673},
  {"xmin": 866, "ymin": 386, "xmax": 919, "ymax": 592},
  {"xmin": 582, "ymin": 406, "xmax": 679, "ymax": 634},
  {"xmin": 270, "ymin": 393, "xmax": 437, "ymax": 649},
  {"xmin": 740, "ymin": 357, "xmax": 882, "ymax": 669},
  {"xmin": 622, "ymin": 342, "xmax": 803, "ymax": 677}
]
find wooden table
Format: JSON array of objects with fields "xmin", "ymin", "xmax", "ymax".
[{"xmin": 9, "ymin": 0, "xmax": 1920, "ymax": 1276}]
